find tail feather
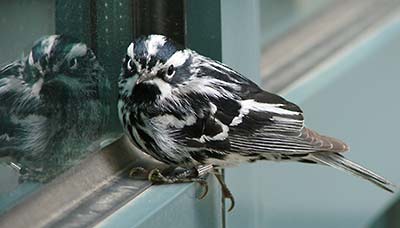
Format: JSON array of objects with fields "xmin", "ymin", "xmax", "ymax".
[
  {"xmin": 310, "ymin": 152, "xmax": 396, "ymax": 193},
  {"xmin": 301, "ymin": 128, "xmax": 349, "ymax": 153}
]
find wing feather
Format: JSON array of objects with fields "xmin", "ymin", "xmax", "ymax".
[{"xmin": 169, "ymin": 56, "xmax": 348, "ymax": 160}]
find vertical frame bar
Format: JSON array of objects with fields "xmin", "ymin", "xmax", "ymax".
[
  {"xmin": 185, "ymin": 0, "xmax": 222, "ymax": 61},
  {"xmin": 220, "ymin": 0, "xmax": 261, "ymax": 227},
  {"xmin": 133, "ymin": 0, "xmax": 185, "ymax": 45},
  {"xmin": 185, "ymin": 1, "xmax": 224, "ymax": 227},
  {"xmin": 95, "ymin": 0, "xmax": 134, "ymax": 129},
  {"xmin": 55, "ymin": 0, "xmax": 94, "ymax": 48}
]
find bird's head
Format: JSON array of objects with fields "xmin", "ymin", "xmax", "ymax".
[
  {"xmin": 120, "ymin": 35, "xmax": 195, "ymax": 103},
  {"xmin": 26, "ymin": 35, "xmax": 103, "ymax": 98},
  {"xmin": 28, "ymin": 35, "xmax": 97, "ymax": 79}
]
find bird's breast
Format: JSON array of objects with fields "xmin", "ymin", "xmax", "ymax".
[{"xmin": 131, "ymin": 82, "xmax": 161, "ymax": 104}]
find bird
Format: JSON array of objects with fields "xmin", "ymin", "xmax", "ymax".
[
  {"xmin": 118, "ymin": 34, "xmax": 396, "ymax": 210},
  {"xmin": 0, "ymin": 35, "xmax": 110, "ymax": 182}
]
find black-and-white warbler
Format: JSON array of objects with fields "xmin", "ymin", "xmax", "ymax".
[
  {"xmin": 0, "ymin": 35, "xmax": 110, "ymax": 182},
  {"xmin": 118, "ymin": 35, "xmax": 395, "ymax": 209}
]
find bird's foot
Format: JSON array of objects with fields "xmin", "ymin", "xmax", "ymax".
[
  {"xmin": 129, "ymin": 166, "xmax": 234, "ymax": 210},
  {"xmin": 129, "ymin": 166, "xmax": 150, "ymax": 179},
  {"xmin": 148, "ymin": 165, "xmax": 214, "ymax": 199},
  {"xmin": 214, "ymin": 169, "xmax": 235, "ymax": 212}
]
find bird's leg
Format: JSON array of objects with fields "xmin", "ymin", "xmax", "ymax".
[
  {"xmin": 148, "ymin": 164, "xmax": 214, "ymax": 199},
  {"xmin": 213, "ymin": 169, "xmax": 235, "ymax": 212}
]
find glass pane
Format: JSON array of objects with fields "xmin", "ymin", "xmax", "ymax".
[
  {"xmin": 260, "ymin": 0, "xmax": 334, "ymax": 47},
  {"xmin": 0, "ymin": 0, "xmax": 123, "ymax": 214}
]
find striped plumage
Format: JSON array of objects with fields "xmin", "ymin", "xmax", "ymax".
[{"xmin": 118, "ymin": 34, "xmax": 395, "ymax": 192}]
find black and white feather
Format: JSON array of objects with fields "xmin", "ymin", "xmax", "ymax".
[
  {"xmin": 118, "ymin": 34, "xmax": 395, "ymax": 192},
  {"xmin": 0, "ymin": 35, "xmax": 110, "ymax": 181}
]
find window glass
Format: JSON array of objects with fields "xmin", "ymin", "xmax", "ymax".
[
  {"xmin": 260, "ymin": 0, "xmax": 334, "ymax": 47},
  {"xmin": 0, "ymin": 1, "xmax": 124, "ymax": 213}
]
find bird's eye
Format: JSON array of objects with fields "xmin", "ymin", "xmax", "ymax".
[
  {"xmin": 127, "ymin": 59, "xmax": 137, "ymax": 73},
  {"xmin": 69, "ymin": 58, "xmax": 78, "ymax": 69},
  {"xmin": 166, "ymin": 65, "xmax": 175, "ymax": 78}
]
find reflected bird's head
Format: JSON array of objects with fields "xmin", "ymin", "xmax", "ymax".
[{"xmin": 26, "ymin": 35, "xmax": 103, "ymax": 98}]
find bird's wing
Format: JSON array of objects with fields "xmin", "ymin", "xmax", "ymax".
[
  {"xmin": 171, "ymin": 58, "xmax": 347, "ymax": 156},
  {"xmin": 170, "ymin": 93, "xmax": 315, "ymax": 154},
  {"xmin": 0, "ymin": 61, "xmax": 41, "ymax": 114},
  {"xmin": 0, "ymin": 62, "xmax": 26, "ymax": 157},
  {"xmin": 171, "ymin": 94, "xmax": 347, "ymax": 162},
  {"xmin": 217, "ymin": 90, "xmax": 348, "ymax": 154},
  {"xmin": 0, "ymin": 108, "xmax": 22, "ymax": 157}
]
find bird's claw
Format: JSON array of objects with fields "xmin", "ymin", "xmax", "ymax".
[
  {"xmin": 222, "ymin": 186, "xmax": 235, "ymax": 212},
  {"xmin": 147, "ymin": 168, "xmax": 210, "ymax": 200},
  {"xmin": 196, "ymin": 178, "xmax": 209, "ymax": 199},
  {"xmin": 131, "ymin": 166, "xmax": 233, "ymax": 210},
  {"xmin": 129, "ymin": 167, "xmax": 148, "ymax": 177},
  {"xmin": 148, "ymin": 168, "xmax": 173, "ymax": 183},
  {"xmin": 214, "ymin": 170, "xmax": 235, "ymax": 212}
]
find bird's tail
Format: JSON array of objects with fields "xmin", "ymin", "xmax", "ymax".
[{"xmin": 310, "ymin": 152, "xmax": 397, "ymax": 193}]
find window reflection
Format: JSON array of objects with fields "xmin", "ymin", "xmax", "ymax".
[
  {"xmin": 1, "ymin": 35, "xmax": 111, "ymax": 183},
  {"xmin": 0, "ymin": 35, "xmax": 113, "ymax": 208},
  {"xmin": 0, "ymin": 0, "xmax": 132, "ymax": 215},
  {"xmin": 260, "ymin": 0, "xmax": 334, "ymax": 47}
]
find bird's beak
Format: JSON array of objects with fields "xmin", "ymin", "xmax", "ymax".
[{"xmin": 136, "ymin": 74, "xmax": 156, "ymax": 85}]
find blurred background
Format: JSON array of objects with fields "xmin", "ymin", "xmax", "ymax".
[{"xmin": 1, "ymin": 0, "xmax": 400, "ymax": 227}]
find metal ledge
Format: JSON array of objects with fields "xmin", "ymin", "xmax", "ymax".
[{"xmin": 0, "ymin": 136, "xmax": 166, "ymax": 228}]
